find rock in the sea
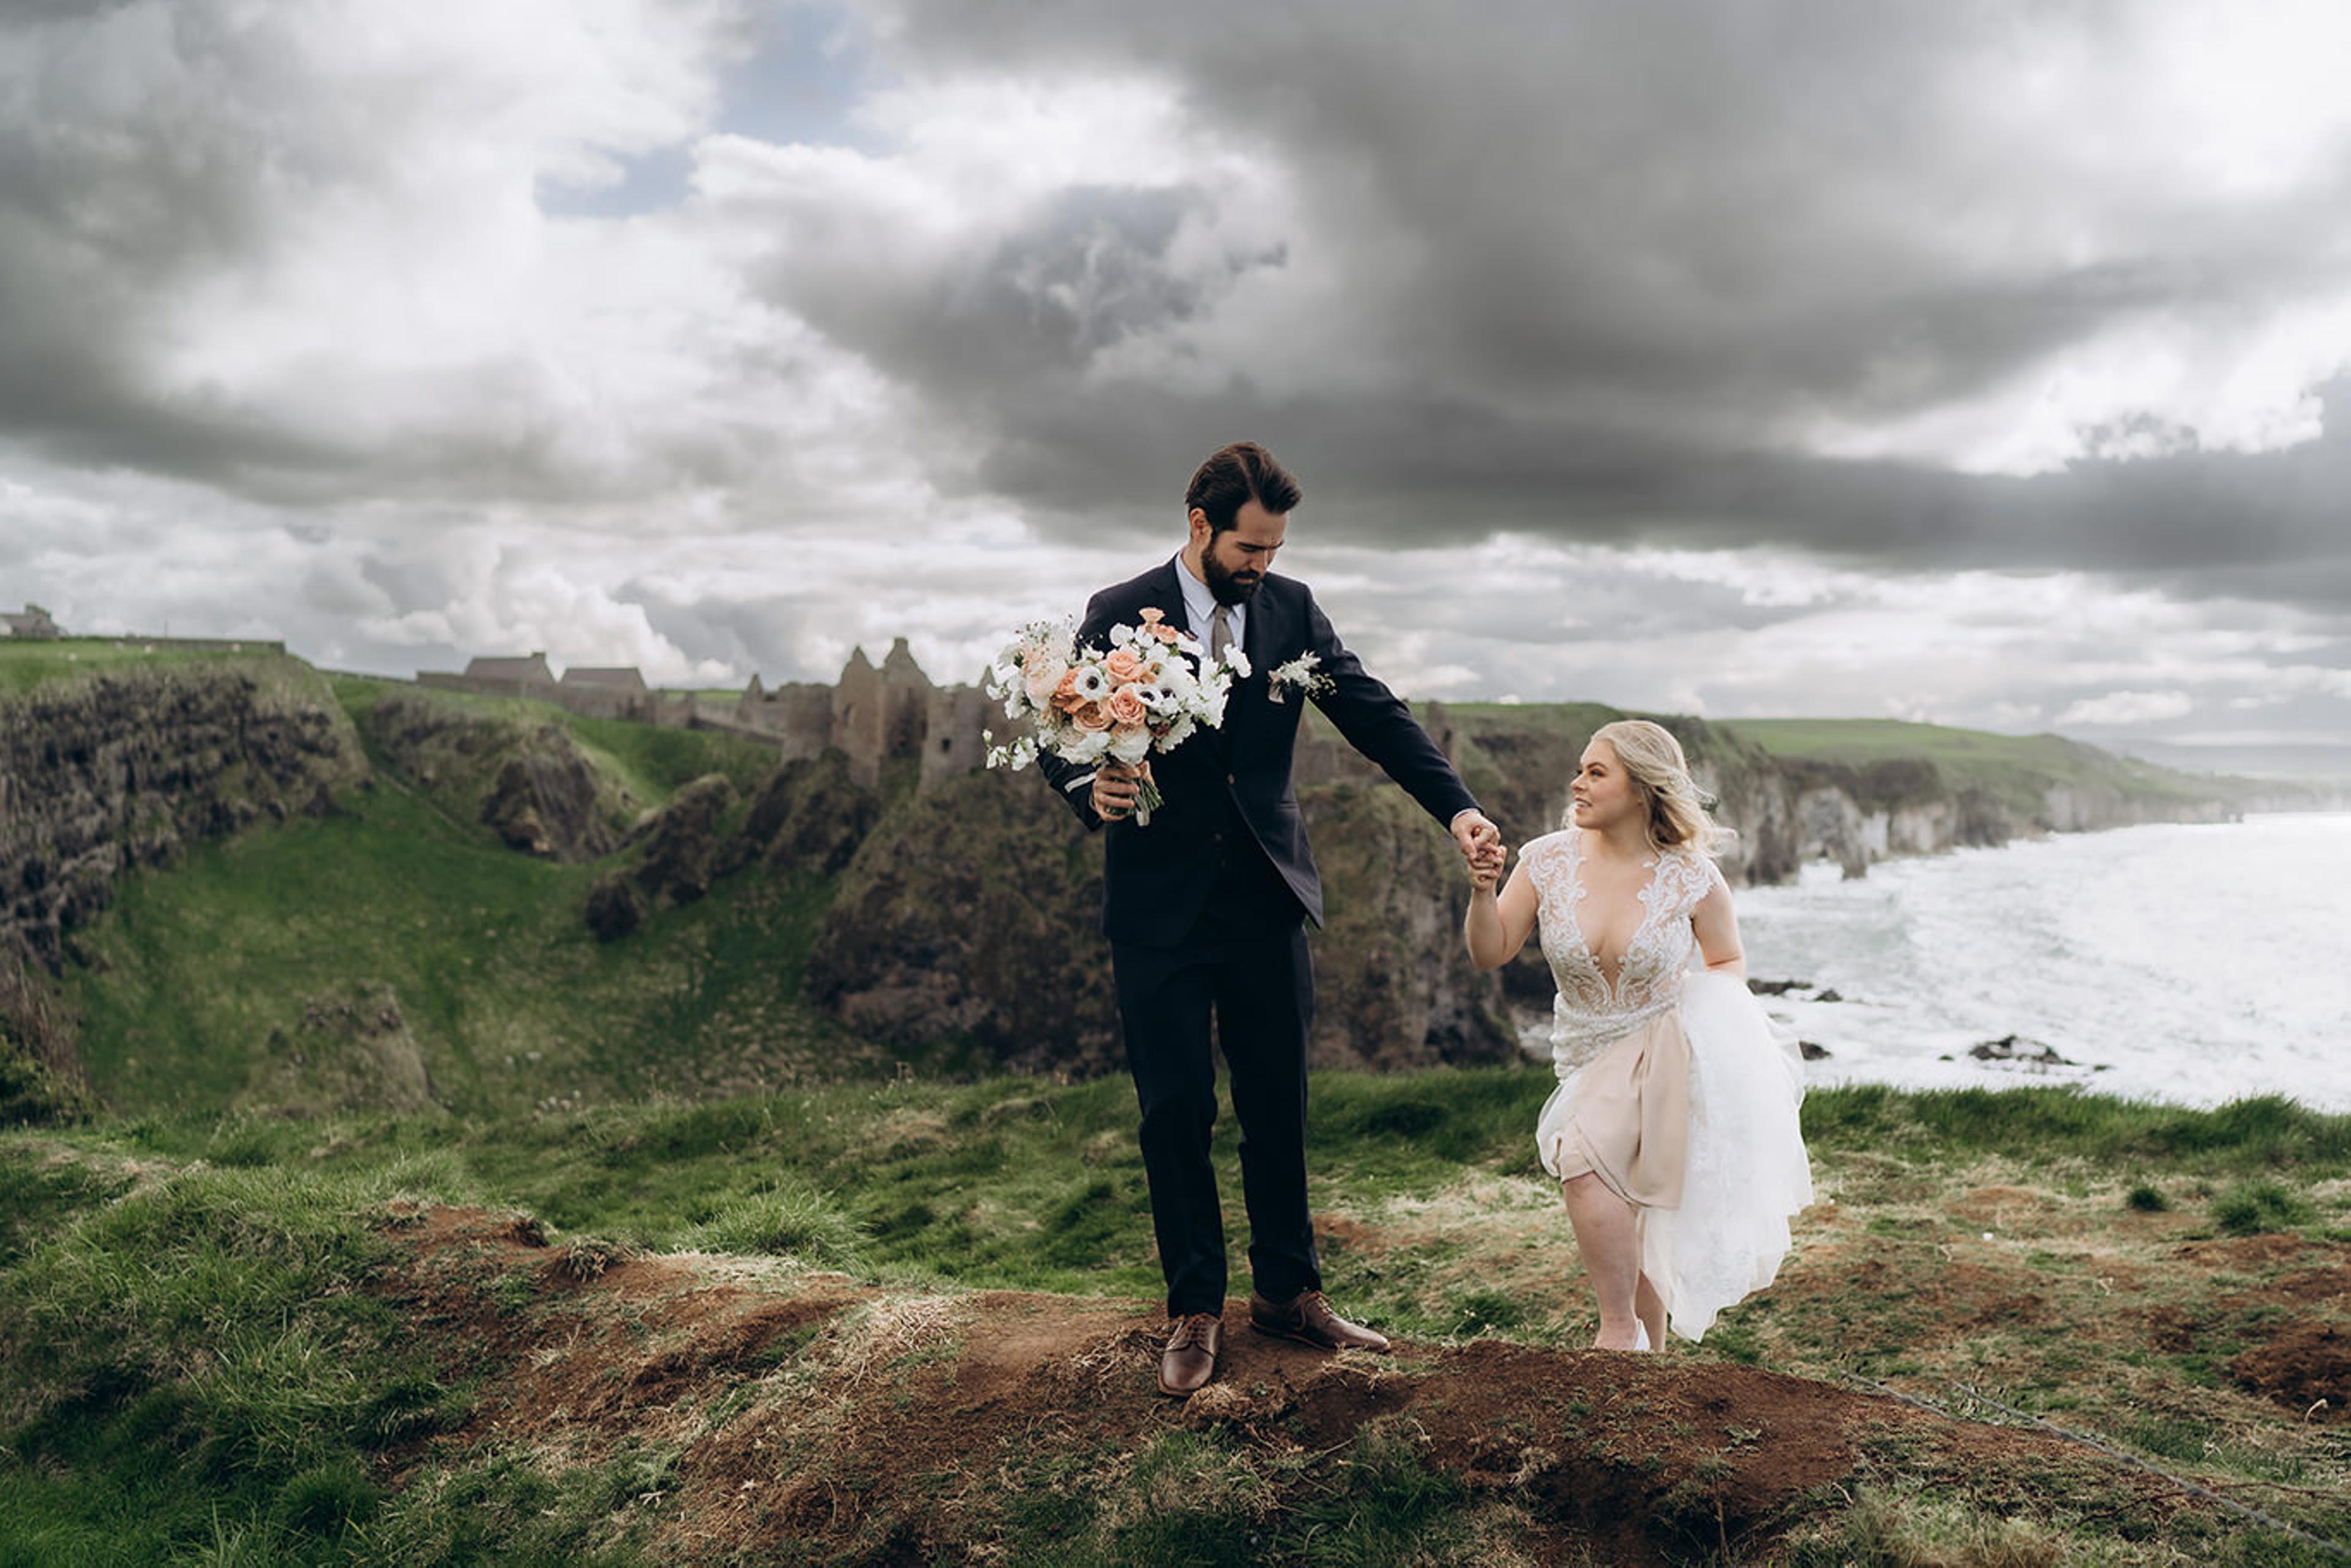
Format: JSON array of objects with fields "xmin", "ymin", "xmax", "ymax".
[{"xmin": 1968, "ymin": 1034, "xmax": 2074, "ymax": 1065}]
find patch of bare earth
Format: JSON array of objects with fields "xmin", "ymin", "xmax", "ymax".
[{"xmin": 367, "ymin": 1206, "xmax": 2203, "ymax": 1565}]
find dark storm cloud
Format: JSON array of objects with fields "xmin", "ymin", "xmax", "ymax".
[
  {"xmin": 727, "ymin": 0, "xmax": 2351, "ymax": 602},
  {"xmin": 0, "ymin": 2, "xmax": 740, "ymax": 508},
  {"xmin": 0, "ymin": 4, "xmax": 378, "ymax": 483},
  {"xmin": 763, "ymin": 181, "xmax": 1253, "ymax": 396}
]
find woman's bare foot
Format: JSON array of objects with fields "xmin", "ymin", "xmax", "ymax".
[{"xmin": 1592, "ymin": 1322, "xmax": 1643, "ymax": 1350}]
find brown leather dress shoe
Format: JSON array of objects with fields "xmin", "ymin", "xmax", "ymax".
[
  {"xmin": 1250, "ymin": 1290, "xmax": 1391, "ymax": 1353},
  {"xmin": 1158, "ymin": 1311, "xmax": 1223, "ymax": 1397}
]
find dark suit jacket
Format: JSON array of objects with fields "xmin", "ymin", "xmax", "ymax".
[{"xmin": 1039, "ymin": 558, "xmax": 1480, "ymax": 948}]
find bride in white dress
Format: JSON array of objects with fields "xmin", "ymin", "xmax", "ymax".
[{"xmin": 1464, "ymin": 720, "xmax": 1812, "ymax": 1349}]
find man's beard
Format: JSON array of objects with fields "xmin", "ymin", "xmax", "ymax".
[{"xmin": 1203, "ymin": 548, "xmax": 1264, "ymax": 606}]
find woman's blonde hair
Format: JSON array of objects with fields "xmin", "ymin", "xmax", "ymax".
[{"xmin": 1582, "ymin": 719, "xmax": 1734, "ymax": 855}]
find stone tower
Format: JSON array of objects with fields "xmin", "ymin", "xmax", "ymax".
[
  {"xmin": 918, "ymin": 681, "xmax": 994, "ymax": 793},
  {"xmin": 831, "ymin": 647, "xmax": 887, "ymax": 786},
  {"xmin": 878, "ymin": 637, "xmax": 934, "ymax": 757}
]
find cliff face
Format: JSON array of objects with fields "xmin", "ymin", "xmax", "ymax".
[
  {"xmin": 362, "ymin": 690, "xmax": 627, "ymax": 862},
  {"xmin": 0, "ymin": 659, "xmax": 366, "ymax": 1119},
  {"xmin": 793, "ymin": 707, "xmax": 2266, "ymax": 1078},
  {"xmin": 4, "ymin": 652, "xmax": 2288, "ymax": 1111},
  {"xmin": 805, "ymin": 769, "xmax": 1120, "ymax": 1073},
  {"xmin": 1433, "ymin": 711, "xmax": 2249, "ymax": 885},
  {"xmin": 800, "ymin": 767, "xmax": 1523, "ymax": 1076},
  {"xmin": 1, "ymin": 660, "xmax": 366, "ymax": 972}
]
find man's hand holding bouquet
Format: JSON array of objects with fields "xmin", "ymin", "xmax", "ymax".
[{"xmin": 984, "ymin": 607, "xmax": 1250, "ymax": 825}]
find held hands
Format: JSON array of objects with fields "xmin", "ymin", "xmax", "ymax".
[
  {"xmin": 1451, "ymin": 809, "xmax": 1507, "ymax": 892},
  {"xmin": 1091, "ymin": 760, "xmax": 1154, "ymax": 822}
]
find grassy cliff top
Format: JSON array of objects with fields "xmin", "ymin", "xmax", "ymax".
[
  {"xmin": 1438, "ymin": 703, "xmax": 2241, "ymax": 809},
  {"xmin": 1723, "ymin": 716, "xmax": 2161, "ymax": 776},
  {"xmin": 0, "ymin": 637, "xmax": 309, "ymax": 699},
  {"xmin": 1719, "ymin": 716, "xmax": 2246, "ymax": 812}
]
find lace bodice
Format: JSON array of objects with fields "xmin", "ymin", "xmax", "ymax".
[{"xmin": 1523, "ymin": 829, "xmax": 1723, "ymax": 1071}]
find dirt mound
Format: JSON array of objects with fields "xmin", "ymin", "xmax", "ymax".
[
  {"xmin": 2230, "ymin": 1322, "xmax": 2351, "ymax": 1421},
  {"xmin": 369, "ymin": 1206, "xmax": 2189, "ymax": 1564}
]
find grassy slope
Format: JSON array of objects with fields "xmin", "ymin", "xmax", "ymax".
[
  {"xmin": 2, "ymin": 1081, "xmax": 2347, "ymax": 1565},
  {"xmin": 1717, "ymin": 717, "xmax": 2229, "ymax": 813},
  {"xmin": 331, "ymin": 675, "xmax": 781, "ymax": 835},
  {"xmin": 0, "ymin": 638, "xmax": 295, "ymax": 696},
  {"xmin": 56, "ymin": 680, "xmax": 887, "ymax": 1119}
]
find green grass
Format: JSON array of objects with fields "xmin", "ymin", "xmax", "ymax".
[
  {"xmin": 37, "ymin": 1078, "xmax": 2349, "ymax": 1317},
  {"xmin": 1799, "ymin": 1082, "xmax": 2351, "ymax": 1174},
  {"xmin": 563, "ymin": 711, "xmax": 778, "ymax": 800},
  {"xmin": 60, "ymin": 767, "xmax": 880, "ymax": 1119},
  {"xmin": 327, "ymin": 677, "xmax": 780, "ymax": 865},
  {"xmin": 1719, "ymin": 716, "xmax": 2232, "ymax": 811},
  {"xmin": 0, "ymin": 1159, "xmax": 661, "ymax": 1566},
  {"xmin": 5, "ymin": 1076, "xmax": 2349, "ymax": 1565},
  {"xmin": 331, "ymin": 676, "xmax": 776, "ymax": 807},
  {"xmin": 0, "ymin": 639, "xmax": 291, "ymax": 696}
]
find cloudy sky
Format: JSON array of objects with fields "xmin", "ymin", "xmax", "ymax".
[{"xmin": 5, "ymin": 1, "xmax": 2350, "ymax": 765}]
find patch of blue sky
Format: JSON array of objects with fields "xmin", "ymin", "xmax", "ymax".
[
  {"xmin": 716, "ymin": 1, "xmax": 892, "ymax": 156},
  {"xmin": 537, "ymin": 144, "xmax": 696, "ymax": 219},
  {"xmin": 536, "ymin": 4, "xmax": 888, "ymax": 220}
]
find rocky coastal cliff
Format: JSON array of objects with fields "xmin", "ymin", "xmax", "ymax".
[
  {"xmin": 806, "ymin": 705, "xmax": 2284, "ymax": 1076},
  {"xmin": 2, "ymin": 651, "xmax": 2311, "ymax": 1116}
]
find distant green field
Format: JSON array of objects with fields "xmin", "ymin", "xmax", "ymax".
[
  {"xmin": 1441, "ymin": 701, "xmax": 1629, "ymax": 735},
  {"xmin": 1719, "ymin": 716, "xmax": 2221, "ymax": 806},
  {"xmin": 0, "ymin": 638, "xmax": 293, "ymax": 696}
]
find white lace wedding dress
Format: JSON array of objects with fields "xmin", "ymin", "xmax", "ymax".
[{"xmin": 1523, "ymin": 828, "xmax": 1813, "ymax": 1342}]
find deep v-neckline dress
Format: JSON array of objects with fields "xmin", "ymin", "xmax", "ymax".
[{"xmin": 1520, "ymin": 827, "xmax": 1816, "ymax": 1343}]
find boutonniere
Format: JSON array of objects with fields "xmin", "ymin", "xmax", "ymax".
[{"xmin": 1266, "ymin": 652, "xmax": 1333, "ymax": 703}]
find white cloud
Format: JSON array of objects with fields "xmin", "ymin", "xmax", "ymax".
[
  {"xmin": 5, "ymin": 0, "xmax": 2351, "ymax": 757},
  {"xmin": 2056, "ymin": 689, "xmax": 2198, "ymax": 727}
]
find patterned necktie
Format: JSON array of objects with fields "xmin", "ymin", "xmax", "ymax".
[{"xmin": 1209, "ymin": 604, "xmax": 1235, "ymax": 662}]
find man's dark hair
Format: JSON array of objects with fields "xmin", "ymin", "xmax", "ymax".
[{"xmin": 1184, "ymin": 441, "xmax": 1302, "ymax": 533}]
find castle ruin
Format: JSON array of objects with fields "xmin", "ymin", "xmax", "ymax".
[{"xmin": 420, "ymin": 636, "xmax": 998, "ymax": 792}]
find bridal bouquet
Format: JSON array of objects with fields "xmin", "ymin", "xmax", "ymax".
[{"xmin": 984, "ymin": 607, "xmax": 1249, "ymax": 824}]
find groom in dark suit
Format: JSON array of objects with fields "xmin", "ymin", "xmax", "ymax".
[{"xmin": 1040, "ymin": 441, "xmax": 1500, "ymax": 1396}]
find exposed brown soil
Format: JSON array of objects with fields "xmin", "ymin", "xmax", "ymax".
[
  {"xmin": 2230, "ymin": 1322, "xmax": 2351, "ymax": 1420},
  {"xmin": 369, "ymin": 1206, "xmax": 2204, "ymax": 1565}
]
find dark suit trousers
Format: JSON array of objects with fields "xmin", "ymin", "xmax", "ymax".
[{"xmin": 1111, "ymin": 814, "xmax": 1320, "ymax": 1317}]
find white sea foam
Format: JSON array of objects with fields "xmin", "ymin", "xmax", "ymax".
[{"xmin": 1725, "ymin": 812, "xmax": 2351, "ymax": 1110}]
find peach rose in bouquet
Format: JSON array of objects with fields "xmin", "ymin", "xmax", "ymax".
[{"xmin": 984, "ymin": 607, "xmax": 1251, "ymax": 824}]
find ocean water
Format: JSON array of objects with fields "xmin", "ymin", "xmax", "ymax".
[{"xmin": 1723, "ymin": 813, "xmax": 2351, "ymax": 1110}]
